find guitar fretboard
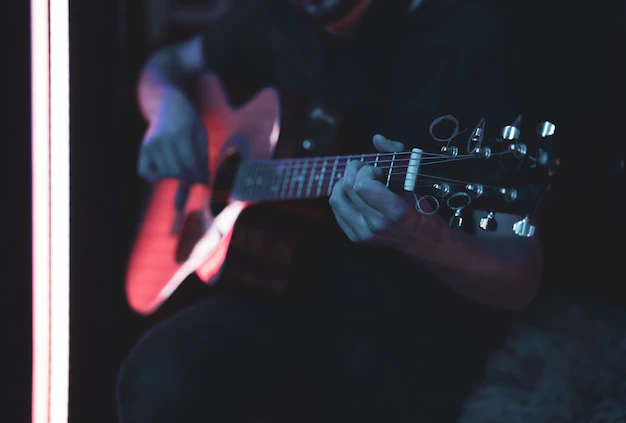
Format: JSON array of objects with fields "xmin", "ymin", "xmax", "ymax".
[{"xmin": 231, "ymin": 153, "xmax": 410, "ymax": 202}]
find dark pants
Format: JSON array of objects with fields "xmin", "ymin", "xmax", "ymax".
[{"xmin": 116, "ymin": 244, "xmax": 511, "ymax": 422}]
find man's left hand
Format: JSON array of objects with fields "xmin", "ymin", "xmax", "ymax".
[{"xmin": 329, "ymin": 134, "xmax": 423, "ymax": 251}]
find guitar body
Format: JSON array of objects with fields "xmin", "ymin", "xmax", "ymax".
[{"xmin": 125, "ymin": 74, "xmax": 328, "ymax": 315}]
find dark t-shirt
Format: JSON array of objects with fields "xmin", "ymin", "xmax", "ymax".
[
  {"xmin": 201, "ymin": 0, "xmax": 526, "ymax": 146},
  {"xmin": 199, "ymin": 0, "xmax": 534, "ymax": 349}
]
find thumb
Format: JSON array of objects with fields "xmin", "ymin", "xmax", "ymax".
[{"xmin": 373, "ymin": 134, "xmax": 406, "ymax": 153}]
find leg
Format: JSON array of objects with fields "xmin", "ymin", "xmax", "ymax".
[
  {"xmin": 382, "ymin": 272, "xmax": 515, "ymax": 422},
  {"xmin": 304, "ymin": 244, "xmax": 396, "ymax": 423},
  {"xmin": 116, "ymin": 295, "xmax": 311, "ymax": 423},
  {"xmin": 309, "ymin": 242, "xmax": 513, "ymax": 422}
]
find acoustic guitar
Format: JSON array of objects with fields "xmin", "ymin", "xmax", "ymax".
[{"xmin": 125, "ymin": 73, "xmax": 558, "ymax": 316}]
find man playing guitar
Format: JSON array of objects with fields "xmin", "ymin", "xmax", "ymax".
[{"xmin": 117, "ymin": 1, "xmax": 549, "ymax": 421}]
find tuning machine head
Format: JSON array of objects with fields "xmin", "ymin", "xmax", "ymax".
[
  {"xmin": 499, "ymin": 187, "xmax": 518, "ymax": 202},
  {"xmin": 433, "ymin": 183, "xmax": 451, "ymax": 197},
  {"xmin": 465, "ymin": 184, "xmax": 484, "ymax": 197},
  {"xmin": 513, "ymin": 215, "xmax": 536, "ymax": 237},
  {"xmin": 449, "ymin": 209, "xmax": 464, "ymax": 230},
  {"xmin": 500, "ymin": 114, "xmax": 522, "ymax": 141},
  {"xmin": 508, "ymin": 142, "xmax": 528, "ymax": 158},
  {"xmin": 536, "ymin": 121, "xmax": 556, "ymax": 138},
  {"xmin": 501, "ymin": 125, "xmax": 520, "ymax": 141},
  {"xmin": 441, "ymin": 146, "xmax": 459, "ymax": 156},
  {"xmin": 472, "ymin": 146, "xmax": 492, "ymax": 159},
  {"xmin": 479, "ymin": 211, "xmax": 498, "ymax": 232}
]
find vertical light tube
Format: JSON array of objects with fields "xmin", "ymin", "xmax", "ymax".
[
  {"xmin": 49, "ymin": 0, "xmax": 70, "ymax": 421},
  {"xmin": 31, "ymin": 0, "xmax": 51, "ymax": 421},
  {"xmin": 32, "ymin": 0, "xmax": 70, "ymax": 422}
]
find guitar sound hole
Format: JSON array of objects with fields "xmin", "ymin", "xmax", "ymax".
[{"xmin": 211, "ymin": 153, "xmax": 240, "ymax": 216}]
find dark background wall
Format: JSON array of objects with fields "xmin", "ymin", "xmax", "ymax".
[
  {"xmin": 68, "ymin": 1, "xmax": 149, "ymax": 422},
  {"xmin": 4, "ymin": 0, "xmax": 34, "ymax": 422},
  {"xmin": 3, "ymin": 1, "xmax": 625, "ymax": 423}
]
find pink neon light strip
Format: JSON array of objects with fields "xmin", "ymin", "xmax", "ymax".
[
  {"xmin": 31, "ymin": 0, "xmax": 51, "ymax": 420},
  {"xmin": 32, "ymin": 0, "xmax": 70, "ymax": 422}
]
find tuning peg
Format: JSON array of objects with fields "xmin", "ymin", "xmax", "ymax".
[
  {"xmin": 508, "ymin": 142, "xmax": 528, "ymax": 157},
  {"xmin": 440, "ymin": 146, "xmax": 459, "ymax": 156},
  {"xmin": 465, "ymin": 184, "xmax": 484, "ymax": 197},
  {"xmin": 501, "ymin": 114, "xmax": 522, "ymax": 140},
  {"xmin": 469, "ymin": 119, "xmax": 486, "ymax": 147},
  {"xmin": 433, "ymin": 183, "xmax": 451, "ymax": 197},
  {"xmin": 536, "ymin": 121, "xmax": 556, "ymax": 138},
  {"xmin": 449, "ymin": 209, "xmax": 464, "ymax": 229},
  {"xmin": 512, "ymin": 215, "xmax": 536, "ymax": 237},
  {"xmin": 479, "ymin": 211, "xmax": 498, "ymax": 232},
  {"xmin": 472, "ymin": 146, "xmax": 492, "ymax": 159},
  {"xmin": 501, "ymin": 126, "xmax": 520, "ymax": 140},
  {"xmin": 499, "ymin": 187, "xmax": 518, "ymax": 202}
]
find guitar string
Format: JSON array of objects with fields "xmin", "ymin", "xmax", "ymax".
[
  {"xmin": 258, "ymin": 138, "xmax": 521, "ymax": 164},
  {"xmin": 254, "ymin": 149, "xmax": 508, "ymax": 166},
  {"xmin": 250, "ymin": 169, "xmax": 503, "ymax": 190},
  {"xmin": 244, "ymin": 162, "xmax": 512, "ymax": 195},
  {"xmin": 262, "ymin": 151, "xmax": 432, "ymax": 163},
  {"xmin": 249, "ymin": 151, "xmax": 513, "ymax": 172},
  {"xmin": 243, "ymin": 179, "xmax": 507, "ymax": 200},
  {"xmin": 239, "ymin": 150, "xmax": 523, "ymax": 199},
  {"xmin": 242, "ymin": 154, "xmax": 513, "ymax": 192},
  {"xmin": 241, "ymin": 171, "xmax": 506, "ymax": 200},
  {"xmin": 262, "ymin": 140, "xmax": 516, "ymax": 163}
]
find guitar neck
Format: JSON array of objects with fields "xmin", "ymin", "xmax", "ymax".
[{"xmin": 231, "ymin": 152, "xmax": 416, "ymax": 202}]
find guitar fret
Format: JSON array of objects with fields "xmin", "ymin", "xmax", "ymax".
[
  {"xmin": 317, "ymin": 158, "xmax": 327, "ymax": 197},
  {"xmin": 269, "ymin": 164, "xmax": 280, "ymax": 200},
  {"xmin": 306, "ymin": 158, "xmax": 318, "ymax": 198},
  {"xmin": 288, "ymin": 161, "xmax": 299, "ymax": 199},
  {"xmin": 386, "ymin": 153, "xmax": 396, "ymax": 188},
  {"xmin": 296, "ymin": 159, "xmax": 307, "ymax": 198},
  {"xmin": 261, "ymin": 164, "xmax": 273, "ymax": 199},
  {"xmin": 238, "ymin": 151, "xmax": 413, "ymax": 202},
  {"xmin": 281, "ymin": 163, "xmax": 292, "ymax": 199},
  {"xmin": 328, "ymin": 157, "xmax": 340, "ymax": 196}
]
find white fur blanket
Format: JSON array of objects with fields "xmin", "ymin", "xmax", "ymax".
[{"xmin": 460, "ymin": 295, "xmax": 626, "ymax": 423}]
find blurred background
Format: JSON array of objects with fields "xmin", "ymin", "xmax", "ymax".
[{"xmin": 3, "ymin": 0, "xmax": 626, "ymax": 422}]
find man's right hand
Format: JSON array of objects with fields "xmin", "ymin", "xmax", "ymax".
[{"xmin": 137, "ymin": 89, "xmax": 210, "ymax": 185}]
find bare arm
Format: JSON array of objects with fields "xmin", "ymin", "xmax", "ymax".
[
  {"xmin": 138, "ymin": 0, "xmax": 269, "ymax": 122},
  {"xmin": 331, "ymin": 136, "xmax": 544, "ymax": 312},
  {"xmin": 137, "ymin": 36, "xmax": 207, "ymax": 121},
  {"xmin": 135, "ymin": 7, "xmax": 272, "ymax": 183},
  {"xmin": 407, "ymin": 210, "xmax": 543, "ymax": 311}
]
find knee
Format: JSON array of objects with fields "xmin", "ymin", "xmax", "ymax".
[
  {"xmin": 115, "ymin": 296, "xmax": 295, "ymax": 422},
  {"xmin": 116, "ymin": 345, "xmax": 188, "ymax": 423}
]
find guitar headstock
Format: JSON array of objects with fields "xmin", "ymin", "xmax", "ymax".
[{"xmin": 405, "ymin": 115, "xmax": 558, "ymax": 237}]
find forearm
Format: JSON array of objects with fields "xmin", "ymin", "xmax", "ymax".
[
  {"xmin": 402, "ymin": 214, "xmax": 543, "ymax": 311},
  {"xmin": 137, "ymin": 36, "xmax": 208, "ymax": 122},
  {"xmin": 137, "ymin": 49, "xmax": 190, "ymax": 121}
]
